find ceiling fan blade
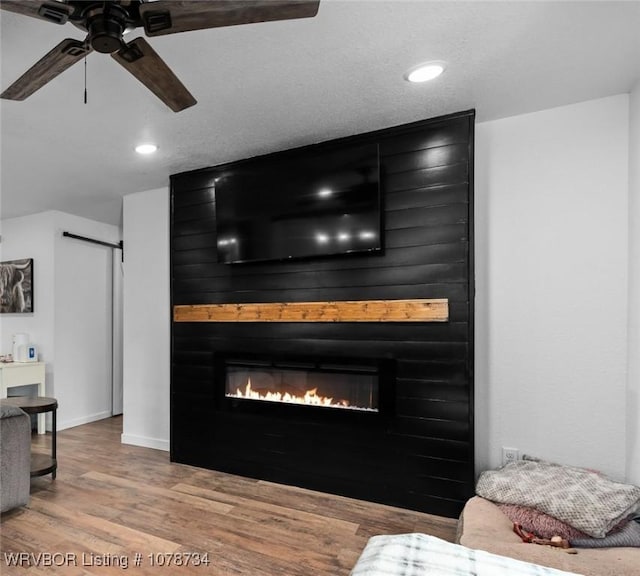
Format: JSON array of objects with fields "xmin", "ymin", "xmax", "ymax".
[
  {"xmin": 111, "ymin": 37, "xmax": 196, "ymax": 112},
  {"xmin": 0, "ymin": 0, "xmax": 72, "ymax": 25},
  {"xmin": 139, "ymin": 0, "xmax": 320, "ymax": 37},
  {"xmin": 1, "ymin": 38, "xmax": 90, "ymax": 101}
]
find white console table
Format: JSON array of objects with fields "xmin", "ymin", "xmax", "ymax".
[{"xmin": 0, "ymin": 362, "xmax": 46, "ymax": 434}]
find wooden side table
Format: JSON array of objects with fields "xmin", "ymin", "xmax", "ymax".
[{"xmin": 0, "ymin": 396, "xmax": 57, "ymax": 479}]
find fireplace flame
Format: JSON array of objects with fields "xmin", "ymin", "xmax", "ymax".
[{"xmin": 233, "ymin": 378, "xmax": 338, "ymax": 407}]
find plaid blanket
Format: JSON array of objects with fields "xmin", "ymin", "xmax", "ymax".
[{"xmin": 350, "ymin": 533, "xmax": 583, "ymax": 576}]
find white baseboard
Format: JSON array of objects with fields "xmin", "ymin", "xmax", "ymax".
[
  {"xmin": 120, "ymin": 433, "xmax": 169, "ymax": 452},
  {"xmin": 57, "ymin": 410, "xmax": 112, "ymax": 431}
]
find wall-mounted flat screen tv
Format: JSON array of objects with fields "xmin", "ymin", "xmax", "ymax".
[{"xmin": 215, "ymin": 142, "xmax": 382, "ymax": 264}]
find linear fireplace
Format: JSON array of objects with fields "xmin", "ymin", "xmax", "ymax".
[
  {"xmin": 226, "ymin": 360, "xmax": 379, "ymax": 411},
  {"xmin": 218, "ymin": 355, "xmax": 394, "ymax": 420}
]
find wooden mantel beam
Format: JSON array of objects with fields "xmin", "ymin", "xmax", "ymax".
[{"xmin": 173, "ymin": 298, "xmax": 448, "ymax": 323}]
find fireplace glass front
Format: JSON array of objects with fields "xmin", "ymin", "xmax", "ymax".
[{"xmin": 224, "ymin": 360, "xmax": 379, "ymax": 412}]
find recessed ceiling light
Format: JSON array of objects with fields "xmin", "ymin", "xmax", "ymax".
[
  {"xmin": 135, "ymin": 143, "xmax": 158, "ymax": 155},
  {"xmin": 404, "ymin": 61, "xmax": 446, "ymax": 83}
]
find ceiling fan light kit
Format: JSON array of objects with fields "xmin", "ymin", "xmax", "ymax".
[{"xmin": 1, "ymin": 0, "xmax": 321, "ymax": 112}]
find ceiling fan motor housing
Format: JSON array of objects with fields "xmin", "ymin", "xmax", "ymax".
[{"xmin": 86, "ymin": 4, "xmax": 129, "ymax": 53}]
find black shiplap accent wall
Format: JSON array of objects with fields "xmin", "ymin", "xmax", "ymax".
[{"xmin": 170, "ymin": 110, "xmax": 475, "ymax": 518}]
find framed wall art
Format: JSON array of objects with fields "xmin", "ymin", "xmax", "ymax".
[{"xmin": 0, "ymin": 259, "xmax": 33, "ymax": 313}]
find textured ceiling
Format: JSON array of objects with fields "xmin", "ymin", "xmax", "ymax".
[{"xmin": 1, "ymin": 0, "xmax": 639, "ymax": 226}]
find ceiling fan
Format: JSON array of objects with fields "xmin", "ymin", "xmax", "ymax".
[{"xmin": 0, "ymin": 0, "xmax": 320, "ymax": 112}]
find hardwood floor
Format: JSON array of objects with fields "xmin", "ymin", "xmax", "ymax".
[{"xmin": 1, "ymin": 417, "xmax": 457, "ymax": 575}]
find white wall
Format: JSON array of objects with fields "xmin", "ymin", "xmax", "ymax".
[
  {"xmin": 0, "ymin": 210, "xmax": 119, "ymax": 430},
  {"xmin": 475, "ymin": 95, "xmax": 630, "ymax": 480},
  {"xmin": 0, "ymin": 213, "xmax": 55, "ymax": 385},
  {"xmin": 627, "ymin": 81, "xmax": 640, "ymax": 485},
  {"xmin": 122, "ymin": 188, "xmax": 170, "ymax": 451}
]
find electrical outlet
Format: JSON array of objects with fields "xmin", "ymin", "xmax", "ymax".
[{"xmin": 502, "ymin": 447, "xmax": 520, "ymax": 466}]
